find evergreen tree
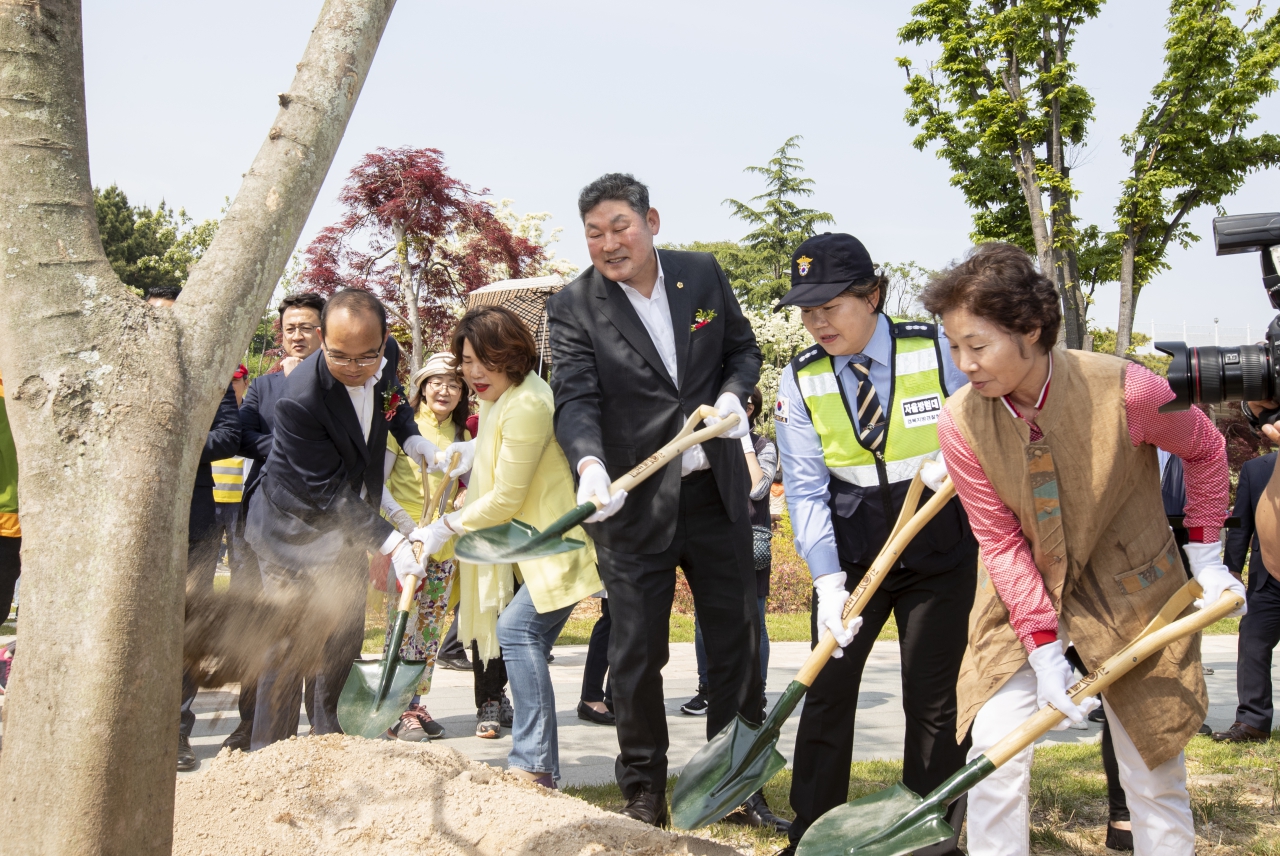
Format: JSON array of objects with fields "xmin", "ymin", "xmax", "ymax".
[
  {"xmin": 725, "ymin": 136, "xmax": 835, "ymax": 309},
  {"xmin": 92, "ymin": 184, "xmax": 218, "ymax": 295}
]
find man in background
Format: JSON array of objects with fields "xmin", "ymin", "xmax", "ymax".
[
  {"xmin": 1218, "ymin": 450, "xmax": 1280, "ymax": 743},
  {"xmin": 0, "ymin": 368, "xmax": 19, "ymax": 694},
  {"xmin": 145, "ymin": 286, "xmax": 242, "ymax": 772}
]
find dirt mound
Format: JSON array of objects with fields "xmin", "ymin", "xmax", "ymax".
[{"xmin": 173, "ymin": 735, "xmax": 740, "ymax": 856}]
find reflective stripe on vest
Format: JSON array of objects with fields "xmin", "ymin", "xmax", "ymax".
[
  {"xmin": 211, "ymin": 457, "xmax": 245, "ymax": 503},
  {"xmin": 795, "ymin": 319, "xmax": 946, "ymax": 487}
]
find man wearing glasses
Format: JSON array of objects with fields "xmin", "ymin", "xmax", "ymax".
[{"xmin": 244, "ymin": 289, "xmax": 470, "ymax": 749}]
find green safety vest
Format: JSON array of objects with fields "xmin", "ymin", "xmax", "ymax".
[{"xmin": 793, "ymin": 318, "xmax": 947, "ymax": 490}]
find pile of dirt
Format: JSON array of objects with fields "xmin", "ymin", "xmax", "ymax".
[{"xmin": 173, "ymin": 735, "xmax": 740, "ymax": 856}]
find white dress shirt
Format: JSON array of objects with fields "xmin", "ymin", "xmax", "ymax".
[
  {"xmin": 616, "ymin": 254, "xmax": 709, "ymax": 476},
  {"xmin": 343, "ymin": 356, "xmax": 386, "ymax": 499}
]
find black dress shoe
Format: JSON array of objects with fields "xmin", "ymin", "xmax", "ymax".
[
  {"xmin": 619, "ymin": 790, "xmax": 669, "ymax": 827},
  {"xmin": 437, "ymin": 654, "xmax": 472, "ymax": 672},
  {"xmin": 221, "ymin": 720, "xmax": 252, "ymax": 752},
  {"xmin": 773, "ymin": 846, "xmax": 795, "ymax": 856},
  {"xmin": 177, "ymin": 734, "xmax": 197, "ymax": 772},
  {"xmin": 577, "ymin": 700, "xmax": 616, "ymax": 725},
  {"xmin": 723, "ymin": 790, "xmax": 792, "ymax": 834},
  {"xmin": 1105, "ymin": 821, "xmax": 1134, "ymax": 851},
  {"xmin": 1211, "ymin": 721, "xmax": 1269, "ymax": 742}
]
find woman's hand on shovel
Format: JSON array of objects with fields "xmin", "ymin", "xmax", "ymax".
[
  {"xmin": 390, "ymin": 537, "xmax": 427, "ymax": 589},
  {"xmin": 1028, "ymin": 643, "xmax": 1100, "ymax": 730}
]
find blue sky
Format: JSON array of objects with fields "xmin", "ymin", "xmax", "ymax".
[{"xmin": 83, "ymin": 1, "xmax": 1280, "ymax": 341}]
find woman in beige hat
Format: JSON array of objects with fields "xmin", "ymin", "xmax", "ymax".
[{"xmin": 377, "ymin": 350, "xmax": 472, "ymax": 741}]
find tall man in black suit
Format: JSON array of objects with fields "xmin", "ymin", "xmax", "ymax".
[
  {"xmin": 146, "ymin": 287, "xmax": 242, "ymax": 772},
  {"xmin": 218, "ymin": 291, "xmax": 327, "ymax": 752},
  {"xmin": 548, "ymin": 174, "xmax": 767, "ymax": 826},
  {"xmin": 1217, "ymin": 451, "xmax": 1280, "ymax": 743},
  {"xmin": 244, "ymin": 290, "xmax": 463, "ymax": 749}
]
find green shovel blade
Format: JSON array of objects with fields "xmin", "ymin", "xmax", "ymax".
[
  {"xmin": 671, "ymin": 680, "xmax": 808, "ymax": 829},
  {"xmin": 336, "ymin": 656, "xmax": 426, "ymax": 739},
  {"xmin": 454, "ymin": 502, "xmax": 594, "ymax": 563}
]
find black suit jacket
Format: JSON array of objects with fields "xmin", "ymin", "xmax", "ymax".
[
  {"xmin": 244, "ymin": 337, "xmax": 421, "ymax": 571},
  {"xmin": 547, "ymin": 249, "xmax": 762, "ymax": 554},
  {"xmin": 239, "ymin": 369, "xmax": 287, "ymax": 501},
  {"xmin": 190, "ymin": 384, "xmax": 241, "ymax": 541},
  {"xmin": 1225, "ymin": 451, "xmax": 1276, "ymax": 592}
]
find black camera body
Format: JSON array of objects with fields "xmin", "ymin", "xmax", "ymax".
[{"xmin": 1156, "ymin": 212, "xmax": 1280, "ymax": 412}]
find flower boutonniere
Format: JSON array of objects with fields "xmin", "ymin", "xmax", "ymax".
[
  {"xmin": 691, "ymin": 309, "xmax": 717, "ymax": 332},
  {"xmin": 382, "ymin": 382, "xmax": 406, "ymax": 422}
]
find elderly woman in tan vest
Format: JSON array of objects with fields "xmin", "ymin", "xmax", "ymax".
[{"xmin": 918, "ymin": 243, "xmax": 1245, "ymax": 856}]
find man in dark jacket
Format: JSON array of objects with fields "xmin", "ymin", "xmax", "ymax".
[
  {"xmin": 244, "ymin": 290, "xmax": 459, "ymax": 750},
  {"xmin": 147, "ymin": 288, "xmax": 243, "ymax": 772},
  {"xmin": 547, "ymin": 173, "xmax": 764, "ymax": 826},
  {"xmin": 1217, "ymin": 451, "xmax": 1280, "ymax": 743}
]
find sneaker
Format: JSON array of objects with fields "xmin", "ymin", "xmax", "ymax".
[
  {"xmin": 477, "ymin": 700, "xmax": 502, "ymax": 739},
  {"xmin": 394, "ymin": 704, "xmax": 444, "ymax": 742},
  {"xmin": 681, "ymin": 687, "xmax": 709, "ymax": 716},
  {"xmin": 498, "ymin": 693, "xmax": 514, "ymax": 728},
  {"xmin": 177, "ymin": 734, "xmax": 197, "ymax": 772}
]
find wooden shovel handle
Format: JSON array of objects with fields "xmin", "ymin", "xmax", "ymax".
[
  {"xmin": 396, "ymin": 451, "xmax": 463, "ymax": 613},
  {"xmin": 601, "ymin": 405, "xmax": 740, "ymax": 501},
  {"xmin": 794, "ymin": 475, "xmax": 957, "ymax": 686},
  {"xmin": 984, "ymin": 582, "xmax": 1243, "ymax": 768}
]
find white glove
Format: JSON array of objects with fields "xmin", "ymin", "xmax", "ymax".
[
  {"xmin": 401, "ymin": 435, "xmax": 442, "ymax": 472},
  {"xmin": 410, "ymin": 517, "xmax": 456, "ymax": 560},
  {"xmin": 389, "ymin": 508, "xmax": 416, "ymax": 537},
  {"xmin": 578, "ymin": 460, "xmax": 627, "ymax": 523},
  {"xmin": 390, "ymin": 537, "xmax": 427, "ymax": 590},
  {"xmin": 439, "ymin": 439, "xmax": 476, "ymax": 478},
  {"xmin": 1183, "ymin": 541, "xmax": 1247, "ymax": 618},
  {"xmin": 920, "ymin": 452, "xmax": 948, "ymax": 493},
  {"xmin": 814, "ymin": 572, "xmax": 862, "ymax": 659},
  {"xmin": 1027, "ymin": 642, "xmax": 1100, "ymax": 730},
  {"xmin": 706, "ymin": 392, "xmax": 750, "ymax": 439}
]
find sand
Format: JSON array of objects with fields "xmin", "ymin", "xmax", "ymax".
[{"xmin": 173, "ymin": 735, "xmax": 741, "ymax": 856}]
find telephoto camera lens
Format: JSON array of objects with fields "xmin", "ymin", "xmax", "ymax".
[{"xmin": 1157, "ymin": 336, "xmax": 1276, "ymax": 412}]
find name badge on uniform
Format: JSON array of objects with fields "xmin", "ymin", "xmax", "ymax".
[
  {"xmin": 775, "ymin": 397, "xmax": 790, "ymax": 424},
  {"xmin": 900, "ymin": 393, "xmax": 942, "ymax": 428}
]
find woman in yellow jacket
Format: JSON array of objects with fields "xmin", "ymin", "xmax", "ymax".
[
  {"xmin": 411, "ymin": 306, "xmax": 601, "ymax": 788},
  {"xmin": 379, "ymin": 350, "xmax": 472, "ymax": 741}
]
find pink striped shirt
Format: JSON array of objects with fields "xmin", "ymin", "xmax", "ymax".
[{"xmin": 938, "ymin": 361, "xmax": 1228, "ymax": 652}]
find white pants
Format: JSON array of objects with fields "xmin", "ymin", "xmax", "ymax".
[{"xmin": 966, "ymin": 662, "xmax": 1195, "ymax": 856}]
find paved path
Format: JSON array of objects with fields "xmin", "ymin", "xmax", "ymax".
[{"xmin": 165, "ymin": 634, "xmax": 1267, "ymax": 787}]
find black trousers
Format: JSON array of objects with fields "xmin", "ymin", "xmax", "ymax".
[
  {"xmin": 472, "ymin": 641, "xmax": 508, "ymax": 708},
  {"xmin": 250, "ymin": 549, "xmax": 367, "ymax": 749},
  {"xmin": 1236, "ymin": 573, "xmax": 1280, "ymax": 733},
  {"xmin": 581, "ymin": 597, "xmax": 612, "ymax": 704},
  {"xmin": 596, "ymin": 469, "xmax": 761, "ymax": 798},
  {"xmin": 438, "ymin": 604, "xmax": 467, "ymax": 661},
  {"xmin": 0, "ymin": 535, "xmax": 19, "ymax": 622},
  {"xmin": 180, "ymin": 535, "xmax": 222, "ymax": 737},
  {"xmin": 788, "ymin": 561, "xmax": 975, "ymax": 852}
]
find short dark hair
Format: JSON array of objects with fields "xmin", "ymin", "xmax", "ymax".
[
  {"xmin": 321, "ymin": 289, "xmax": 386, "ymax": 337},
  {"xmin": 146, "ymin": 285, "xmax": 182, "ymax": 302},
  {"xmin": 920, "ymin": 242, "xmax": 1060, "ymax": 354},
  {"xmin": 278, "ymin": 291, "xmax": 326, "ymax": 322},
  {"xmin": 578, "ymin": 173, "xmax": 650, "ymax": 220},
  {"xmin": 842, "ymin": 274, "xmax": 889, "ymax": 314},
  {"xmin": 748, "ymin": 386, "xmax": 763, "ymax": 428},
  {"xmin": 451, "ymin": 306, "xmax": 538, "ymax": 386}
]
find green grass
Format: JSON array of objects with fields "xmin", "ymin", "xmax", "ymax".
[
  {"xmin": 1207, "ymin": 616, "xmax": 1241, "ymax": 635},
  {"xmin": 563, "ymin": 732, "xmax": 1280, "ymax": 855}
]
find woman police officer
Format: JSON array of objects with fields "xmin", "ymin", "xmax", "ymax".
[{"xmin": 772, "ymin": 233, "xmax": 976, "ymax": 856}]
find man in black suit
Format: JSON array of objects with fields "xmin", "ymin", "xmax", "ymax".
[
  {"xmin": 1217, "ymin": 451, "xmax": 1280, "ymax": 743},
  {"xmin": 218, "ymin": 291, "xmax": 327, "ymax": 751},
  {"xmin": 244, "ymin": 290, "xmax": 461, "ymax": 750},
  {"xmin": 147, "ymin": 287, "xmax": 242, "ymax": 772},
  {"xmin": 548, "ymin": 173, "xmax": 766, "ymax": 826}
]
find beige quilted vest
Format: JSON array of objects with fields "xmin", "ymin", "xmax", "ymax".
[{"xmin": 949, "ymin": 349, "xmax": 1206, "ymax": 769}]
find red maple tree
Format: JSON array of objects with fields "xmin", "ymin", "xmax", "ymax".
[{"xmin": 299, "ymin": 146, "xmax": 545, "ymax": 372}]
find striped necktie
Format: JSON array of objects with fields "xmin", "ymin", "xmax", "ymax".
[{"xmin": 851, "ymin": 358, "xmax": 885, "ymax": 452}]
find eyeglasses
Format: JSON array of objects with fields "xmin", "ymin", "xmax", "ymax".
[
  {"xmin": 323, "ymin": 346, "xmax": 382, "ymax": 368},
  {"xmin": 425, "ymin": 379, "xmax": 464, "ymax": 393},
  {"xmin": 283, "ymin": 324, "xmax": 318, "ymax": 336}
]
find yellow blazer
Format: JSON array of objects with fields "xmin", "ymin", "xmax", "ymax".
[{"xmin": 455, "ymin": 373, "xmax": 599, "ymax": 660}]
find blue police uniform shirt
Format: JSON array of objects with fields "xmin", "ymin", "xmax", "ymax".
[{"xmin": 774, "ymin": 313, "xmax": 969, "ymax": 580}]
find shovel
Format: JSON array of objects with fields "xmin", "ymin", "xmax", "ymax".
[
  {"xmin": 337, "ymin": 453, "xmax": 459, "ymax": 739},
  {"xmin": 795, "ymin": 579, "xmax": 1244, "ymax": 856},
  {"xmin": 671, "ymin": 469, "xmax": 950, "ymax": 830},
  {"xmin": 453, "ymin": 404, "xmax": 740, "ymax": 564}
]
